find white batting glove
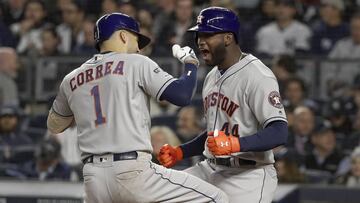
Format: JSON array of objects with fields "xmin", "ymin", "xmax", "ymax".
[{"xmin": 172, "ymin": 44, "xmax": 199, "ymax": 66}]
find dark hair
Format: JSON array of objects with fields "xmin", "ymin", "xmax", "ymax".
[
  {"xmin": 42, "ymin": 24, "xmax": 59, "ymax": 39},
  {"xmin": 285, "ymin": 77, "xmax": 307, "ymax": 93},
  {"xmin": 273, "ymin": 54, "xmax": 297, "ymax": 74}
]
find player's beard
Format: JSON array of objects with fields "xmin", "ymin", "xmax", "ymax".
[{"xmin": 207, "ymin": 43, "xmax": 226, "ymax": 67}]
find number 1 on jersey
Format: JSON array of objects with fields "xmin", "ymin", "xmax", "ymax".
[{"xmin": 91, "ymin": 85, "xmax": 106, "ymax": 126}]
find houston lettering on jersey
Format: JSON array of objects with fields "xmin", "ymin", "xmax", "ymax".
[
  {"xmin": 204, "ymin": 92, "xmax": 239, "ymax": 117},
  {"xmin": 70, "ymin": 61, "xmax": 124, "ymax": 91}
]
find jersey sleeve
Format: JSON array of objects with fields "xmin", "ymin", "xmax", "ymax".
[
  {"xmin": 138, "ymin": 57, "xmax": 176, "ymax": 101},
  {"xmin": 52, "ymin": 78, "xmax": 73, "ymax": 117},
  {"xmin": 247, "ymin": 76, "xmax": 287, "ymax": 128}
]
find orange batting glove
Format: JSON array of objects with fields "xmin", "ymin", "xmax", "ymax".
[
  {"xmin": 207, "ymin": 131, "xmax": 240, "ymax": 156},
  {"xmin": 157, "ymin": 144, "xmax": 183, "ymax": 168}
]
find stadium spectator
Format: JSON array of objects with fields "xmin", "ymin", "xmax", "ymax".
[
  {"xmin": 283, "ymin": 77, "xmax": 318, "ymax": 111},
  {"xmin": 39, "ymin": 24, "xmax": 60, "ymax": 56},
  {"xmin": 56, "ymin": 0, "xmax": 85, "ymax": 54},
  {"xmin": 305, "ymin": 120, "xmax": 345, "ymax": 175},
  {"xmin": 329, "ymin": 12, "xmax": 360, "ymax": 59},
  {"xmin": 256, "ymin": 0, "xmax": 312, "ymax": 56},
  {"xmin": 101, "ymin": 0, "xmax": 118, "ymax": 16},
  {"xmin": 286, "ymin": 106, "xmax": 315, "ymax": 158},
  {"xmin": 73, "ymin": 16, "xmax": 97, "ymax": 55},
  {"xmin": 271, "ymin": 54, "xmax": 297, "ymax": 94},
  {"xmin": 153, "ymin": 0, "xmax": 196, "ymax": 56},
  {"xmin": 137, "ymin": 9, "xmax": 153, "ymax": 30},
  {"xmin": 325, "ymin": 98, "xmax": 353, "ymax": 138},
  {"xmin": 20, "ymin": 138, "xmax": 72, "ymax": 181},
  {"xmin": 241, "ymin": 0, "xmax": 278, "ymax": 52},
  {"xmin": 152, "ymin": 0, "xmax": 176, "ymax": 41},
  {"xmin": 52, "ymin": 0, "xmax": 73, "ymax": 24},
  {"xmin": 150, "ymin": 126, "xmax": 181, "ymax": 162},
  {"xmin": 275, "ymin": 149, "xmax": 306, "ymax": 183},
  {"xmin": 10, "ymin": 0, "xmax": 47, "ymax": 55},
  {"xmin": 118, "ymin": 1, "xmax": 137, "ymax": 19},
  {"xmin": 336, "ymin": 147, "xmax": 360, "ymax": 187},
  {"xmin": 0, "ymin": 106, "xmax": 32, "ymax": 164},
  {"xmin": 311, "ymin": 0, "xmax": 349, "ymax": 55},
  {"xmin": 175, "ymin": 105, "xmax": 206, "ymax": 168},
  {"xmin": 176, "ymin": 105, "xmax": 204, "ymax": 143},
  {"xmin": 0, "ymin": 47, "xmax": 19, "ymax": 107},
  {"xmin": 250, "ymin": 0, "xmax": 277, "ymax": 31},
  {"xmin": 1, "ymin": 0, "xmax": 26, "ymax": 25}
]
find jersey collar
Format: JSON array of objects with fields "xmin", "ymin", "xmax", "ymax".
[{"xmin": 214, "ymin": 54, "xmax": 256, "ymax": 83}]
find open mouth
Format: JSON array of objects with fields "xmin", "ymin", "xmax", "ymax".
[{"xmin": 200, "ymin": 49, "xmax": 210, "ymax": 60}]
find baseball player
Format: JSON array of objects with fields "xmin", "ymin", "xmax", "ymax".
[
  {"xmin": 47, "ymin": 13, "xmax": 228, "ymax": 203},
  {"xmin": 158, "ymin": 7, "xmax": 289, "ymax": 203}
]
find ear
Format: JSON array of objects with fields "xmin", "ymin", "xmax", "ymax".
[
  {"xmin": 119, "ymin": 31, "xmax": 128, "ymax": 44},
  {"xmin": 224, "ymin": 33, "xmax": 233, "ymax": 46}
]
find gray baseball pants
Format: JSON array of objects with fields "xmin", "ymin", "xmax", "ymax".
[{"xmin": 83, "ymin": 152, "xmax": 229, "ymax": 203}]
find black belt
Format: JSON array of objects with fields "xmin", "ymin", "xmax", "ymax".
[
  {"xmin": 83, "ymin": 151, "xmax": 138, "ymax": 164},
  {"xmin": 208, "ymin": 157, "xmax": 256, "ymax": 167}
]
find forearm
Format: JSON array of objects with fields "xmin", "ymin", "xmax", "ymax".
[
  {"xmin": 240, "ymin": 121, "xmax": 288, "ymax": 152},
  {"xmin": 159, "ymin": 63, "xmax": 197, "ymax": 106},
  {"xmin": 47, "ymin": 108, "xmax": 74, "ymax": 134},
  {"xmin": 179, "ymin": 130, "xmax": 207, "ymax": 158}
]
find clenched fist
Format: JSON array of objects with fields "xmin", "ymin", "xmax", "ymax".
[
  {"xmin": 207, "ymin": 131, "xmax": 240, "ymax": 156},
  {"xmin": 157, "ymin": 144, "xmax": 183, "ymax": 168},
  {"xmin": 172, "ymin": 44, "xmax": 199, "ymax": 66}
]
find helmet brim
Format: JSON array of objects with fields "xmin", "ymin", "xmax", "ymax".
[{"xmin": 138, "ymin": 33, "xmax": 151, "ymax": 49}]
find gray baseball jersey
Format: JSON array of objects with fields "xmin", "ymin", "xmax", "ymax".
[
  {"xmin": 202, "ymin": 54, "xmax": 287, "ymax": 164},
  {"xmin": 52, "ymin": 52, "xmax": 176, "ymax": 159},
  {"xmin": 52, "ymin": 52, "xmax": 229, "ymax": 203}
]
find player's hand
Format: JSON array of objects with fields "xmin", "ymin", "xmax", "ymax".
[
  {"xmin": 207, "ymin": 131, "xmax": 240, "ymax": 156},
  {"xmin": 172, "ymin": 44, "xmax": 199, "ymax": 66},
  {"xmin": 157, "ymin": 144, "xmax": 183, "ymax": 168}
]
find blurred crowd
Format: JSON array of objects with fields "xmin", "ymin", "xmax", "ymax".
[{"xmin": 0, "ymin": 0, "xmax": 360, "ymax": 187}]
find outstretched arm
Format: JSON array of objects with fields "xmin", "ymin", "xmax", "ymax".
[{"xmin": 159, "ymin": 44, "xmax": 199, "ymax": 106}]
